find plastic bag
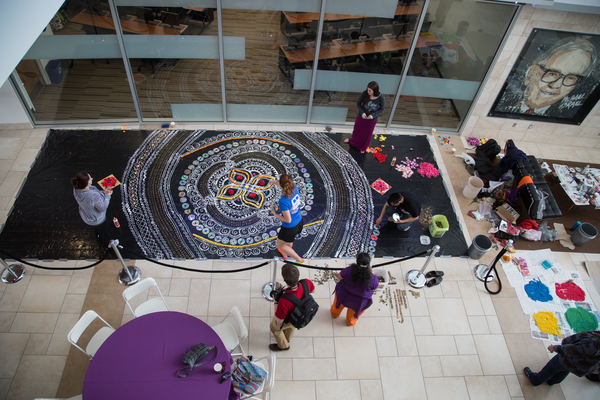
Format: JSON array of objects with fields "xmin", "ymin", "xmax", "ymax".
[
  {"xmin": 477, "ymin": 198, "xmax": 494, "ymax": 218},
  {"xmin": 501, "ymin": 170, "xmax": 514, "ymax": 182},
  {"xmin": 538, "ymin": 221, "xmax": 558, "ymax": 242},
  {"xmin": 455, "ymin": 152, "xmax": 475, "ymax": 166},
  {"xmin": 522, "ymin": 229, "xmax": 542, "ymax": 241},
  {"xmin": 481, "ymin": 181, "xmax": 503, "ymax": 193}
]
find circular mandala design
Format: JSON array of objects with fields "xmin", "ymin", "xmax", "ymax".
[{"xmin": 122, "ymin": 129, "xmax": 373, "ymax": 260}]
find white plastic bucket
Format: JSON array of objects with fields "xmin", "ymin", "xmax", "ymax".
[
  {"xmin": 462, "ymin": 176, "xmax": 483, "ymax": 199},
  {"xmin": 372, "ymin": 268, "xmax": 389, "ymax": 291}
]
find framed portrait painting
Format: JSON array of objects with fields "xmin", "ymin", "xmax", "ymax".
[{"xmin": 489, "ymin": 28, "xmax": 600, "ymax": 125}]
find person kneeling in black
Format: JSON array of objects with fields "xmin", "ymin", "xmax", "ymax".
[{"xmin": 376, "ymin": 192, "xmax": 421, "ymax": 231}]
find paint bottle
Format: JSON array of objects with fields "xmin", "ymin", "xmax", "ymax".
[
  {"xmin": 570, "ymin": 221, "xmax": 581, "ymax": 232},
  {"xmin": 113, "ymin": 217, "xmax": 120, "ymax": 228},
  {"xmin": 391, "ymin": 157, "xmax": 396, "ymax": 166}
]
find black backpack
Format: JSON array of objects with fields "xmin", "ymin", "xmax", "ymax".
[
  {"xmin": 477, "ymin": 139, "xmax": 501, "ymax": 161},
  {"xmin": 282, "ymin": 280, "xmax": 319, "ymax": 329}
]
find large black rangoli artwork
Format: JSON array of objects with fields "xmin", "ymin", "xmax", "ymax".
[
  {"xmin": 0, "ymin": 129, "xmax": 468, "ymax": 261},
  {"xmin": 122, "ymin": 130, "xmax": 374, "ymax": 259}
]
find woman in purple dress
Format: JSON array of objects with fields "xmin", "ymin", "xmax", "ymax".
[
  {"xmin": 344, "ymin": 81, "xmax": 385, "ymax": 153},
  {"xmin": 330, "ymin": 253, "xmax": 381, "ymax": 326}
]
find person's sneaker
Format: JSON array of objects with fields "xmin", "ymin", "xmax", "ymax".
[
  {"xmin": 277, "ymin": 248, "xmax": 288, "ymax": 260},
  {"xmin": 403, "ymin": 226, "xmax": 410, "ymax": 231},
  {"xmin": 269, "ymin": 343, "xmax": 289, "ymax": 351}
]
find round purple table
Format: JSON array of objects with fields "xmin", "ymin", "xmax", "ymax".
[{"xmin": 83, "ymin": 311, "xmax": 234, "ymax": 400}]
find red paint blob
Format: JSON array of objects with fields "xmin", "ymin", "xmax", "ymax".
[
  {"xmin": 555, "ymin": 282, "xmax": 585, "ymax": 302},
  {"xmin": 236, "ymin": 175, "xmax": 243, "ymax": 181},
  {"xmin": 227, "ymin": 189, "xmax": 234, "ymax": 195},
  {"xmin": 259, "ymin": 180, "xmax": 265, "ymax": 185},
  {"xmin": 249, "ymin": 193, "xmax": 256, "ymax": 199}
]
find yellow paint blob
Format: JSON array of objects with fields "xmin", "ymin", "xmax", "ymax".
[{"xmin": 533, "ymin": 311, "xmax": 562, "ymax": 337}]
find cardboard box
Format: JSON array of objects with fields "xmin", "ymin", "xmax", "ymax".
[{"xmin": 496, "ymin": 203, "xmax": 519, "ymax": 223}]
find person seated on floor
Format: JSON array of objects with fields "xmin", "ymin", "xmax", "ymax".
[
  {"xmin": 269, "ymin": 263, "xmax": 315, "ymax": 351},
  {"xmin": 375, "ymin": 192, "xmax": 421, "ymax": 231},
  {"xmin": 524, "ymin": 330, "xmax": 600, "ymax": 386},
  {"xmin": 330, "ymin": 252, "xmax": 381, "ymax": 326}
]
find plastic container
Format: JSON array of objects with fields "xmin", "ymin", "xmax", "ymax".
[
  {"xmin": 462, "ymin": 176, "xmax": 483, "ymax": 199},
  {"xmin": 456, "ymin": 21, "xmax": 470, "ymax": 37},
  {"xmin": 571, "ymin": 222, "xmax": 598, "ymax": 247},
  {"xmin": 467, "ymin": 234, "xmax": 492, "ymax": 259},
  {"xmin": 429, "ymin": 214, "xmax": 449, "ymax": 238},
  {"xmin": 45, "ymin": 60, "xmax": 63, "ymax": 84},
  {"xmin": 372, "ymin": 267, "xmax": 389, "ymax": 291}
]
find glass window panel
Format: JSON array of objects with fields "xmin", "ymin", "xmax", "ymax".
[
  {"xmin": 116, "ymin": 1, "xmax": 222, "ymax": 121},
  {"xmin": 310, "ymin": 0, "xmax": 426, "ymax": 126},
  {"xmin": 391, "ymin": 0, "xmax": 517, "ymax": 130},
  {"xmin": 221, "ymin": 0, "xmax": 321, "ymax": 123},
  {"xmin": 13, "ymin": 1, "xmax": 137, "ymax": 124}
]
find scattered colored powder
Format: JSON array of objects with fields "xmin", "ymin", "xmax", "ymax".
[
  {"xmin": 402, "ymin": 157, "xmax": 419, "ymax": 169},
  {"xmin": 555, "ymin": 282, "xmax": 585, "ymax": 302},
  {"xmin": 524, "ymin": 279, "xmax": 553, "ymax": 302},
  {"xmin": 533, "ymin": 311, "xmax": 561, "ymax": 337},
  {"xmin": 417, "ymin": 162, "xmax": 440, "ymax": 178},
  {"xmin": 395, "ymin": 164, "xmax": 413, "ymax": 179},
  {"xmin": 565, "ymin": 306, "xmax": 598, "ymax": 333}
]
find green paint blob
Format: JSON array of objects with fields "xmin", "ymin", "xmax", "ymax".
[{"xmin": 565, "ymin": 306, "xmax": 599, "ymax": 333}]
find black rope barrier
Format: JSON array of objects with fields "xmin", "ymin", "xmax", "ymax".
[
  {"xmin": 119, "ymin": 248, "xmax": 270, "ymax": 273},
  {"xmin": 0, "ymin": 247, "xmax": 431, "ymax": 275},
  {"xmin": 0, "ymin": 248, "xmax": 111, "ymax": 270},
  {"xmin": 288, "ymin": 250, "xmax": 430, "ymax": 270}
]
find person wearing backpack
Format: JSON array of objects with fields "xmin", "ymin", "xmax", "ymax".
[
  {"xmin": 330, "ymin": 253, "xmax": 381, "ymax": 326},
  {"xmin": 269, "ymin": 263, "xmax": 316, "ymax": 351}
]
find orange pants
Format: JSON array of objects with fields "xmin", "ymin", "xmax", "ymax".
[{"xmin": 330, "ymin": 293, "xmax": 365, "ymax": 326}]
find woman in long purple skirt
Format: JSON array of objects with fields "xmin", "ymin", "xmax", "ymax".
[{"xmin": 344, "ymin": 81, "xmax": 385, "ymax": 153}]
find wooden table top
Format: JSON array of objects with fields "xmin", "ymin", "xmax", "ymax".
[
  {"xmin": 334, "ymin": 38, "xmax": 399, "ymax": 56},
  {"xmin": 281, "ymin": 33, "xmax": 440, "ymax": 63},
  {"xmin": 284, "ymin": 3, "xmax": 422, "ymax": 24},
  {"xmin": 70, "ymin": 10, "xmax": 187, "ymax": 35}
]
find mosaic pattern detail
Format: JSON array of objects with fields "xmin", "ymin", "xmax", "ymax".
[{"xmin": 121, "ymin": 130, "xmax": 374, "ymax": 259}]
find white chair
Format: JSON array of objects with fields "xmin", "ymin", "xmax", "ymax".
[
  {"xmin": 67, "ymin": 311, "xmax": 115, "ymax": 359},
  {"xmin": 212, "ymin": 306, "xmax": 248, "ymax": 356},
  {"xmin": 122, "ymin": 277, "xmax": 169, "ymax": 318},
  {"xmin": 236, "ymin": 354, "xmax": 276, "ymax": 400}
]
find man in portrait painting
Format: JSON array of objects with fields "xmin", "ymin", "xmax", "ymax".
[{"xmin": 494, "ymin": 35, "xmax": 598, "ymax": 119}]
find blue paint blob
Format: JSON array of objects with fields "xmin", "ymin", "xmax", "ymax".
[{"xmin": 524, "ymin": 279, "xmax": 553, "ymax": 302}]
